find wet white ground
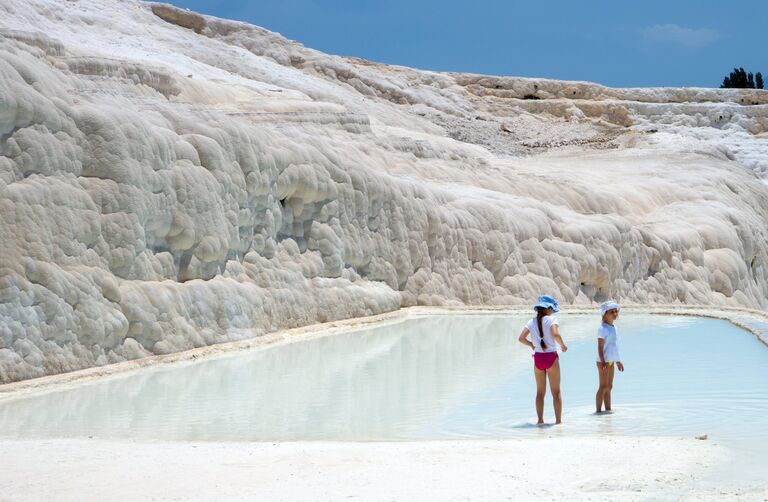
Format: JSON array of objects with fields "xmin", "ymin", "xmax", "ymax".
[{"xmin": 0, "ymin": 437, "xmax": 737, "ymax": 501}]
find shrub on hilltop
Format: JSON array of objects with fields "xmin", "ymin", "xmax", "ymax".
[{"xmin": 721, "ymin": 67, "xmax": 764, "ymax": 89}]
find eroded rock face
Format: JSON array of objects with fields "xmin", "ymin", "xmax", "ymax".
[
  {"xmin": 1, "ymin": 0, "xmax": 767, "ymax": 382},
  {"xmin": 150, "ymin": 4, "xmax": 207, "ymax": 34}
]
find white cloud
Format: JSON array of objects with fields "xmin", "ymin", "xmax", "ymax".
[{"xmin": 642, "ymin": 24, "xmax": 721, "ymax": 48}]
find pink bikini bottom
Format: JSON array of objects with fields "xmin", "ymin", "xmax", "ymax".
[{"xmin": 533, "ymin": 352, "xmax": 559, "ymax": 371}]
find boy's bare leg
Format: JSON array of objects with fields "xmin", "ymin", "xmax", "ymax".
[
  {"xmin": 604, "ymin": 364, "xmax": 615, "ymax": 411},
  {"xmin": 596, "ymin": 362, "xmax": 607, "ymax": 412}
]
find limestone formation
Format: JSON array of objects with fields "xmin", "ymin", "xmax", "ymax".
[{"xmin": 1, "ymin": 0, "xmax": 767, "ymax": 382}]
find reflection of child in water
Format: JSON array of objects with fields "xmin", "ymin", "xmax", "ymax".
[{"xmin": 596, "ymin": 301, "xmax": 624, "ymax": 414}]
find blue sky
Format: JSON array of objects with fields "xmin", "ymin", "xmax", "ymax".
[{"xmin": 163, "ymin": 0, "xmax": 766, "ymax": 88}]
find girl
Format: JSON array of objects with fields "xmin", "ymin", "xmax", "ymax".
[
  {"xmin": 518, "ymin": 295, "xmax": 568, "ymax": 425},
  {"xmin": 595, "ymin": 300, "xmax": 625, "ymax": 414}
]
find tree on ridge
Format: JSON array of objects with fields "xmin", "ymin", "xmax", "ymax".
[{"xmin": 721, "ymin": 67, "xmax": 764, "ymax": 89}]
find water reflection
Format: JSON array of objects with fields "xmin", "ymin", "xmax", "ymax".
[
  {"xmin": 0, "ymin": 315, "xmax": 531, "ymax": 440},
  {"xmin": 0, "ymin": 314, "xmax": 766, "ymax": 447}
]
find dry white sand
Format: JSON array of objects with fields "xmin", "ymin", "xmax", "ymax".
[{"xmin": 0, "ymin": 436, "xmax": 755, "ymax": 501}]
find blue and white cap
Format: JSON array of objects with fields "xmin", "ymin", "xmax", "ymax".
[
  {"xmin": 600, "ymin": 300, "xmax": 620, "ymax": 315},
  {"xmin": 533, "ymin": 295, "xmax": 560, "ymax": 312}
]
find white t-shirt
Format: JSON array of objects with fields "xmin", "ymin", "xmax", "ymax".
[
  {"xmin": 525, "ymin": 315, "xmax": 560, "ymax": 353},
  {"xmin": 597, "ymin": 323, "xmax": 620, "ymax": 362}
]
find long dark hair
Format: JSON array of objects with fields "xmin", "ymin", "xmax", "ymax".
[{"xmin": 535, "ymin": 306, "xmax": 547, "ymax": 350}]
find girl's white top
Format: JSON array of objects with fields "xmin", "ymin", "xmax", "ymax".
[
  {"xmin": 525, "ymin": 315, "xmax": 560, "ymax": 353},
  {"xmin": 597, "ymin": 322, "xmax": 620, "ymax": 362}
]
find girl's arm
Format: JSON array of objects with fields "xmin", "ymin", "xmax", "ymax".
[
  {"xmin": 597, "ymin": 338, "xmax": 607, "ymax": 368},
  {"xmin": 518, "ymin": 327, "xmax": 535, "ymax": 350},
  {"xmin": 551, "ymin": 324, "xmax": 567, "ymax": 352}
]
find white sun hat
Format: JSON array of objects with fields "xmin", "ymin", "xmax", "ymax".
[{"xmin": 600, "ymin": 300, "xmax": 620, "ymax": 315}]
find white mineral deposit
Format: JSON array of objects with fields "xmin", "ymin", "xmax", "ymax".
[{"xmin": 1, "ymin": 0, "xmax": 767, "ymax": 500}]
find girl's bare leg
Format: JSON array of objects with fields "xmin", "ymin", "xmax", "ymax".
[
  {"xmin": 604, "ymin": 364, "xmax": 615, "ymax": 411},
  {"xmin": 596, "ymin": 362, "xmax": 607, "ymax": 412},
  {"xmin": 547, "ymin": 360, "xmax": 563, "ymax": 424},
  {"xmin": 534, "ymin": 367, "xmax": 547, "ymax": 424}
]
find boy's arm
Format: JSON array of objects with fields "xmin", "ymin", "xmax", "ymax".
[
  {"xmin": 518, "ymin": 327, "xmax": 535, "ymax": 350},
  {"xmin": 616, "ymin": 345, "xmax": 623, "ymax": 371},
  {"xmin": 597, "ymin": 338, "xmax": 607, "ymax": 368}
]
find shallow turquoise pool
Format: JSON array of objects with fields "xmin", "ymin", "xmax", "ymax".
[{"xmin": 1, "ymin": 314, "xmax": 767, "ymax": 448}]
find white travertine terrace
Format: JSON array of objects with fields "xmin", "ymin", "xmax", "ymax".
[{"xmin": 1, "ymin": 0, "xmax": 767, "ymax": 382}]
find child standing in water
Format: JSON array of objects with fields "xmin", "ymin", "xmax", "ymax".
[
  {"xmin": 518, "ymin": 295, "xmax": 568, "ymax": 425},
  {"xmin": 596, "ymin": 301, "xmax": 624, "ymax": 414}
]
